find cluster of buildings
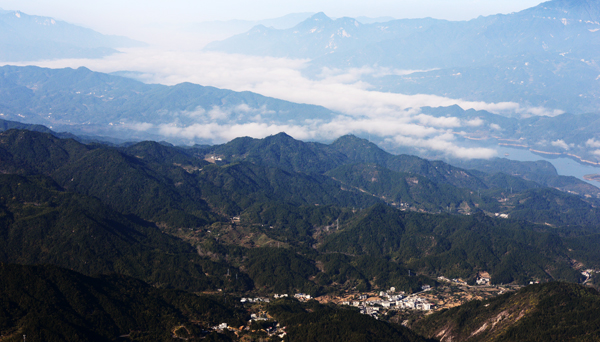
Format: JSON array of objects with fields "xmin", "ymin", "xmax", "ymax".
[
  {"xmin": 476, "ymin": 276, "xmax": 491, "ymax": 285},
  {"xmin": 438, "ymin": 273, "xmax": 493, "ymax": 286},
  {"xmin": 438, "ymin": 276, "xmax": 468, "ymax": 286},
  {"xmin": 240, "ymin": 293, "xmax": 310, "ymax": 304},
  {"xmin": 240, "ymin": 297, "xmax": 270, "ymax": 304},
  {"xmin": 212, "ymin": 320, "xmax": 288, "ymax": 340},
  {"xmin": 341, "ymin": 287, "xmax": 434, "ymax": 318},
  {"xmin": 582, "ymin": 269, "xmax": 597, "ymax": 280},
  {"xmin": 293, "ymin": 293, "xmax": 312, "ymax": 300}
]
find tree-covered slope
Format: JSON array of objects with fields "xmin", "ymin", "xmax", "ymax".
[
  {"xmin": 319, "ymin": 204, "xmax": 587, "ymax": 284},
  {"xmin": 0, "ymin": 173, "xmax": 251, "ymax": 292},
  {"xmin": 326, "ymin": 163, "xmax": 479, "ymax": 212},
  {"xmin": 412, "ymin": 282, "xmax": 600, "ymax": 342},
  {"xmin": 268, "ymin": 298, "xmax": 435, "ymax": 342},
  {"xmin": 0, "ymin": 263, "xmax": 246, "ymax": 342}
]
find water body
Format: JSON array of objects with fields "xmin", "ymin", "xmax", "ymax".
[{"xmin": 496, "ymin": 146, "xmax": 600, "ymax": 186}]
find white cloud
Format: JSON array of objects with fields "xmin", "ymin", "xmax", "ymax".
[
  {"xmin": 11, "ymin": 48, "xmax": 558, "ymax": 120},
  {"xmin": 124, "ymin": 122, "xmax": 154, "ymax": 131},
  {"xmin": 157, "ymin": 122, "xmax": 316, "ymax": 143},
  {"xmin": 181, "ymin": 106, "xmax": 206, "ymax": 118},
  {"xmin": 390, "ymin": 133, "xmax": 497, "ymax": 159},
  {"xmin": 517, "ymin": 106, "xmax": 565, "ymax": 117},
  {"xmin": 4, "ymin": 48, "xmax": 559, "ymax": 159},
  {"xmin": 208, "ymin": 106, "xmax": 230, "ymax": 120},
  {"xmin": 413, "ymin": 114, "xmax": 462, "ymax": 128},
  {"xmin": 586, "ymin": 138, "xmax": 600, "ymax": 148},
  {"xmin": 465, "ymin": 117, "xmax": 484, "ymax": 127},
  {"xmin": 490, "ymin": 123, "xmax": 502, "ymax": 130},
  {"xmin": 551, "ymin": 139, "xmax": 571, "ymax": 150}
]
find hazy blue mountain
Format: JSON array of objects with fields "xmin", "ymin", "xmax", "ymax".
[
  {"xmin": 191, "ymin": 12, "xmax": 316, "ymax": 37},
  {"xmin": 204, "ymin": 12, "xmax": 441, "ymax": 59},
  {"xmin": 205, "ymin": 1, "xmax": 600, "ymax": 113},
  {"xmin": 0, "ymin": 10, "xmax": 144, "ymax": 61},
  {"xmin": 0, "ymin": 65, "xmax": 337, "ymax": 142},
  {"xmin": 355, "ymin": 16, "xmax": 396, "ymax": 24}
]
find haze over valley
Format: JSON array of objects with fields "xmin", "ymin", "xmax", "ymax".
[
  {"xmin": 2, "ymin": 0, "xmax": 600, "ymax": 341},
  {"xmin": 1, "ymin": 1, "xmax": 600, "ymax": 177}
]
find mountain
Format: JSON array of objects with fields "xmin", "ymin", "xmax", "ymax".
[
  {"xmin": 412, "ymin": 282, "xmax": 600, "ymax": 342},
  {"xmin": 523, "ymin": 0, "xmax": 600, "ymax": 22},
  {"xmin": 204, "ymin": 12, "xmax": 441, "ymax": 59},
  {"xmin": 267, "ymin": 298, "xmax": 433, "ymax": 342},
  {"xmin": 191, "ymin": 12, "xmax": 316, "ymax": 37},
  {"xmin": 4, "ymin": 65, "xmax": 600, "ymax": 168},
  {"xmin": 0, "ymin": 263, "xmax": 247, "ymax": 341},
  {"xmin": 450, "ymin": 157, "xmax": 600, "ymax": 197},
  {"xmin": 205, "ymin": 2, "xmax": 600, "ymax": 113},
  {"xmin": 0, "ymin": 173, "xmax": 252, "ymax": 292},
  {"xmin": 0, "ymin": 10, "xmax": 144, "ymax": 61},
  {"xmin": 0, "ymin": 65, "xmax": 337, "ymax": 143},
  {"xmin": 318, "ymin": 203, "xmax": 589, "ymax": 284},
  {"xmin": 192, "ymin": 13, "xmax": 395, "ymax": 39},
  {"xmin": 204, "ymin": 132, "xmax": 600, "ymax": 199},
  {"xmin": 2, "ymin": 128, "xmax": 600, "ymax": 294},
  {"xmin": 0, "ymin": 263, "xmax": 433, "ymax": 342}
]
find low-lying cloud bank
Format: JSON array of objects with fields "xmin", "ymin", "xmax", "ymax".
[{"xmin": 6, "ymin": 47, "xmax": 567, "ymax": 159}]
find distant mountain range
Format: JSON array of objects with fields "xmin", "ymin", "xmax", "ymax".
[
  {"xmin": 0, "ymin": 9, "xmax": 144, "ymax": 61},
  {"xmin": 190, "ymin": 13, "xmax": 396, "ymax": 41},
  {"xmin": 205, "ymin": 0, "xmax": 600, "ymax": 114},
  {"xmin": 2, "ymin": 65, "xmax": 600, "ymax": 167},
  {"xmin": 0, "ymin": 65, "xmax": 336, "ymax": 143}
]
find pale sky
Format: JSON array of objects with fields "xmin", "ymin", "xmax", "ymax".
[{"xmin": 1, "ymin": 0, "xmax": 545, "ymax": 40}]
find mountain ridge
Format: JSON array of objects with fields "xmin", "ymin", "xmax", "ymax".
[
  {"xmin": 0, "ymin": 9, "xmax": 144, "ymax": 61},
  {"xmin": 206, "ymin": 3, "xmax": 600, "ymax": 113}
]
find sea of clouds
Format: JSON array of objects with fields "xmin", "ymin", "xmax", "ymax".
[{"xmin": 7, "ymin": 47, "xmax": 566, "ymax": 159}]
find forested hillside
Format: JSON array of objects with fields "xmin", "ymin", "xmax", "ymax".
[
  {"xmin": 412, "ymin": 282, "xmax": 600, "ymax": 342},
  {"xmin": 1, "ymin": 127, "xmax": 600, "ymax": 340}
]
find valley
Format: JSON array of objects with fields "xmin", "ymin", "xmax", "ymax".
[
  {"xmin": 0, "ymin": 124, "xmax": 598, "ymax": 339},
  {"xmin": 2, "ymin": 0, "xmax": 600, "ymax": 340}
]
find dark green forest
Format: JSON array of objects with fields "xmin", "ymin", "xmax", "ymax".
[{"xmin": 2, "ymin": 127, "xmax": 600, "ymax": 340}]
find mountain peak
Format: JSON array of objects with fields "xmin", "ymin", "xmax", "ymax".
[
  {"xmin": 527, "ymin": 0, "xmax": 600, "ymax": 21},
  {"xmin": 263, "ymin": 132, "xmax": 296, "ymax": 143},
  {"xmin": 309, "ymin": 12, "xmax": 332, "ymax": 22}
]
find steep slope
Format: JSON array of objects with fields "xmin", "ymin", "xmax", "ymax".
[
  {"xmin": 412, "ymin": 282, "xmax": 600, "ymax": 342},
  {"xmin": 326, "ymin": 163, "xmax": 480, "ymax": 213},
  {"xmin": 0, "ymin": 263, "xmax": 246, "ymax": 341},
  {"xmin": 0, "ymin": 173, "xmax": 252, "ymax": 292},
  {"xmin": 0, "ymin": 129, "xmax": 217, "ymax": 227},
  {"xmin": 206, "ymin": 132, "xmax": 347, "ymax": 174},
  {"xmin": 0, "ymin": 129, "xmax": 380, "ymax": 223},
  {"xmin": 319, "ymin": 204, "xmax": 588, "ymax": 283},
  {"xmin": 330, "ymin": 135, "xmax": 488, "ymax": 189},
  {"xmin": 268, "ymin": 298, "xmax": 434, "ymax": 342}
]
